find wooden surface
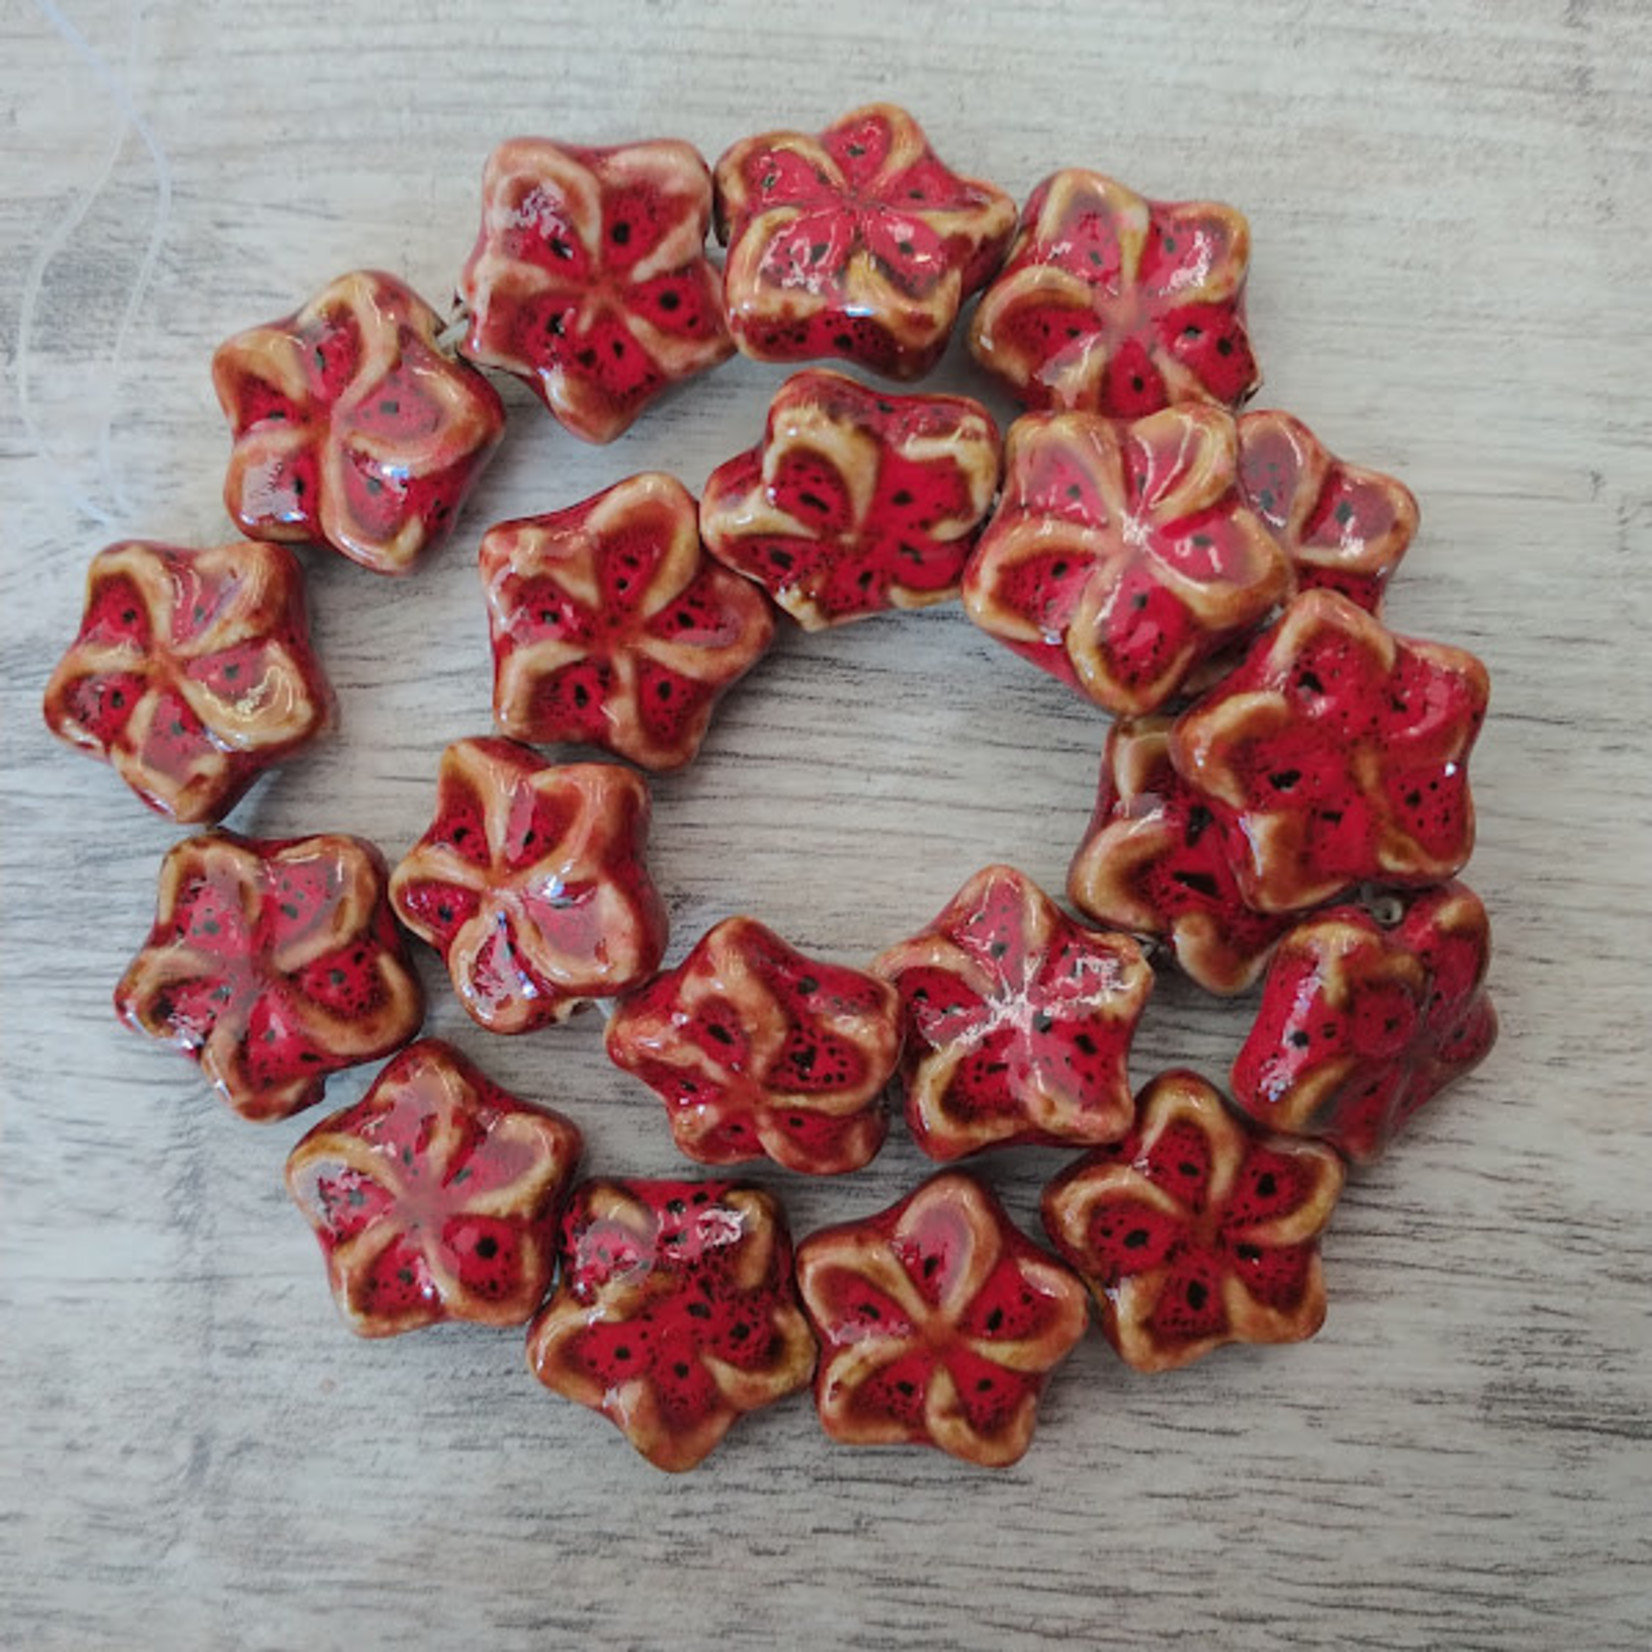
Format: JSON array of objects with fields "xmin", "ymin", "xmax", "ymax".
[{"xmin": 3, "ymin": 2, "xmax": 1649, "ymax": 1647}]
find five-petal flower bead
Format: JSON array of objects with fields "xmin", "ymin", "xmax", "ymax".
[
  {"xmin": 1042, "ymin": 1070, "xmax": 1344, "ymax": 1373},
  {"xmin": 43, "ymin": 538, "xmax": 331, "ymax": 823},
  {"xmin": 459, "ymin": 137, "xmax": 735, "ymax": 443},
  {"xmin": 481, "ymin": 472, "xmax": 776, "ymax": 771},
  {"xmin": 795, "ymin": 1171, "xmax": 1088, "ymax": 1466},
  {"xmin": 1231, "ymin": 882, "xmax": 1498, "ymax": 1162},
  {"xmin": 872, "ymin": 866, "xmax": 1153, "ymax": 1161},
  {"xmin": 286, "ymin": 1038, "xmax": 583, "ymax": 1336},
  {"xmin": 390, "ymin": 738, "xmax": 667, "ymax": 1034},
  {"xmin": 700, "ymin": 368, "xmax": 1002, "ymax": 628},
  {"xmin": 212, "ymin": 269, "xmax": 506, "ymax": 574},
  {"xmin": 963, "ymin": 405, "xmax": 1291, "ymax": 716},
  {"xmin": 606, "ymin": 916, "xmax": 901, "ymax": 1174},
  {"xmin": 115, "ymin": 831, "xmax": 424, "ymax": 1120},
  {"xmin": 969, "ymin": 168, "xmax": 1258, "ymax": 416},
  {"xmin": 714, "ymin": 102, "xmax": 1016, "ymax": 379},
  {"xmin": 527, "ymin": 1178, "xmax": 817, "ymax": 1471}
]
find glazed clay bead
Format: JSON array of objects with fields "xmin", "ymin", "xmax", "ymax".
[
  {"xmin": 1170, "ymin": 589, "xmax": 1491, "ymax": 913},
  {"xmin": 962, "ymin": 405, "xmax": 1291, "ymax": 717},
  {"xmin": 458, "ymin": 137, "xmax": 735, "ymax": 444},
  {"xmin": 794, "ymin": 1170, "xmax": 1088, "ymax": 1467},
  {"xmin": 1231, "ymin": 882, "xmax": 1498, "ymax": 1163},
  {"xmin": 699, "ymin": 368, "xmax": 1002, "ymax": 628},
  {"xmin": 212, "ymin": 270, "xmax": 506, "ymax": 574},
  {"xmin": 286, "ymin": 1038, "xmax": 583, "ymax": 1337},
  {"xmin": 1042, "ymin": 1070, "xmax": 1344, "ymax": 1374},
  {"xmin": 606, "ymin": 916, "xmax": 901, "ymax": 1175},
  {"xmin": 42, "ymin": 539, "xmax": 331, "ymax": 824},
  {"xmin": 480, "ymin": 472, "xmax": 776, "ymax": 771},
  {"xmin": 969, "ymin": 168, "xmax": 1259, "ymax": 416},
  {"xmin": 390, "ymin": 738, "xmax": 667, "ymax": 1034},
  {"xmin": 1237, "ymin": 410, "xmax": 1419, "ymax": 616},
  {"xmin": 115, "ymin": 831, "xmax": 423, "ymax": 1121},
  {"xmin": 713, "ymin": 102, "xmax": 1016, "ymax": 380},
  {"xmin": 526, "ymin": 1178, "xmax": 816, "ymax": 1472},
  {"xmin": 1067, "ymin": 717, "xmax": 1294, "ymax": 996},
  {"xmin": 871, "ymin": 865, "xmax": 1153, "ymax": 1161}
]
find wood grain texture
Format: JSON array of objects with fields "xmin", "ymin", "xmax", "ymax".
[{"xmin": 2, "ymin": 2, "xmax": 1649, "ymax": 1647}]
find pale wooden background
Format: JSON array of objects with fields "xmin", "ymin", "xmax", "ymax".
[{"xmin": 2, "ymin": 2, "xmax": 1649, "ymax": 1648}]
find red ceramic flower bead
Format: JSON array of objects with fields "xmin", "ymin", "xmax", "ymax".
[
  {"xmin": 713, "ymin": 103, "xmax": 1016, "ymax": 380},
  {"xmin": 1042, "ymin": 1070, "xmax": 1344, "ymax": 1373},
  {"xmin": 526, "ymin": 1178, "xmax": 816, "ymax": 1471},
  {"xmin": 480, "ymin": 472, "xmax": 775, "ymax": 771},
  {"xmin": 390, "ymin": 738, "xmax": 667, "ymax": 1035},
  {"xmin": 458, "ymin": 137, "xmax": 735, "ymax": 444},
  {"xmin": 1170, "ymin": 590, "xmax": 1491, "ymax": 913},
  {"xmin": 42, "ymin": 539, "xmax": 331, "ymax": 824},
  {"xmin": 1238, "ymin": 410, "xmax": 1418, "ymax": 615},
  {"xmin": 115, "ymin": 832, "xmax": 423, "ymax": 1121},
  {"xmin": 286, "ymin": 1038, "xmax": 583, "ymax": 1337},
  {"xmin": 606, "ymin": 916, "xmax": 900, "ymax": 1175},
  {"xmin": 969, "ymin": 169, "xmax": 1259, "ymax": 415},
  {"xmin": 212, "ymin": 270, "xmax": 506, "ymax": 574},
  {"xmin": 871, "ymin": 865, "xmax": 1153, "ymax": 1161},
  {"xmin": 1067, "ymin": 717, "xmax": 1294, "ymax": 996},
  {"xmin": 1231, "ymin": 883, "xmax": 1498, "ymax": 1163},
  {"xmin": 699, "ymin": 369, "xmax": 1002, "ymax": 629},
  {"xmin": 962, "ymin": 406, "xmax": 1292, "ymax": 716},
  {"xmin": 795, "ymin": 1171, "xmax": 1088, "ymax": 1467}
]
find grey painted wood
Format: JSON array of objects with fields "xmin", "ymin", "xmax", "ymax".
[{"xmin": 2, "ymin": 2, "xmax": 1649, "ymax": 1647}]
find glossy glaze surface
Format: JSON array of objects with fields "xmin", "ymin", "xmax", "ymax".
[
  {"xmin": 1170, "ymin": 589, "xmax": 1490, "ymax": 913},
  {"xmin": 526, "ymin": 1178, "xmax": 815, "ymax": 1472},
  {"xmin": 700, "ymin": 368, "xmax": 1001, "ymax": 628},
  {"xmin": 286, "ymin": 1038, "xmax": 583, "ymax": 1336},
  {"xmin": 1042, "ymin": 1069, "xmax": 1344, "ymax": 1374},
  {"xmin": 795, "ymin": 1170, "xmax": 1088, "ymax": 1467},
  {"xmin": 1231, "ymin": 882, "xmax": 1498, "ymax": 1163},
  {"xmin": 969, "ymin": 168, "xmax": 1258, "ymax": 415},
  {"xmin": 212, "ymin": 270, "xmax": 505, "ymax": 574},
  {"xmin": 1067, "ymin": 717, "xmax": 1294, "ymax": 995},
  {"xmin": 713, "ymin": 102, "xmax": 1015, "ymax": 379},
  {"xmin": 606, "ymin": 915, "xmax": 899, "ymax": 1174},
  {"xmin": 872, "ymin": 865, "xmax": 1152, "ymax": 1160},
  {"xmin": 42, "ymin": 538, "xmax": 331, "ymax": 824},
  {"xmin": 481, "ymin": 472, "xmax": 775, "ymax": 771},
  {"xmin": 115, "ymin": 831, "xmax": 423, "ymax": 1120},
  {"xmin": 390, "ymin": 738, "xmax": 667, "ymax": 1034},
  {"xmin": 458, "ymin": 137, "xmax": 734, "ymax": 444},
  {"xmin": 963, "ymin": 406, "xmax": 1291, "ymax": 716}
]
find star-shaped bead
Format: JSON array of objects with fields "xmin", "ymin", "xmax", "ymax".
[
  {"xmin": 700, "ymin": 369, "xmax": 1002, "ymax": 628},
  {"xmin": 212, "ymin": 269, "xmax": 506, "ymax": 574},
  {"xmin": 714, "ymin": 102, "xmax": 1016, "ymax": 379},
  {"xmin": 481, "ymin": 472, "xmax": 776, "ymax": 771},
  {"xmin": 1231, "ymin": 882, "xmax": 1498, "ymax": 1163},
  {"xmin": 1170, "ymin": 590, "xmax": 1491, "ymax": 912},
  {"xmin": 286, "ymin": 1038, "xmax": 583, "ymax": 1336},
  {"xmin": 606, "ymin": 916, "xmax": 901, "ymax": 1175},
  {"xmin": 795, "ymin": 1171, "xmax": 1089, "ymax": 1467},
  {"xmin": 458, "ymin": 137, "xmax": 735, "ymax": 443},
  {"xmin": 527, "ymin": 1178, "xmax": 817, "ymax": 1471},
  {"xmin": 1042, "ymin": 1070, "xmax": 1344, "ymax": 1373},
  {"xmin": 43, "ymin": 538, "xmax": 331, "ymax": 823},
  {"xmin": 963, "ymin": 405, "xmax": 1291, "ymax": 716},
  {"xmin": 872, "ymin": 865, "xmax": 1153, "ymax": 1162},
  {"xmin": 1067, "ymin": 717, "xmax": 1295, "ymax": 996},
  {"xmin": 389, "ymin": 738, "xmax": 667, "ymax": 1035},
  {"xmin": 115, "ymin": 831, "xmax": 424, "ymax": 1120},
  {"xmin": 969, "ymin": 168, "xmax": 1259, "ymax": 415}
]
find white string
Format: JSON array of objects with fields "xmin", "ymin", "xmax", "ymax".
[{"xmin": 15, "ymin": 0, "xmax": 174, "ymax": 528}]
